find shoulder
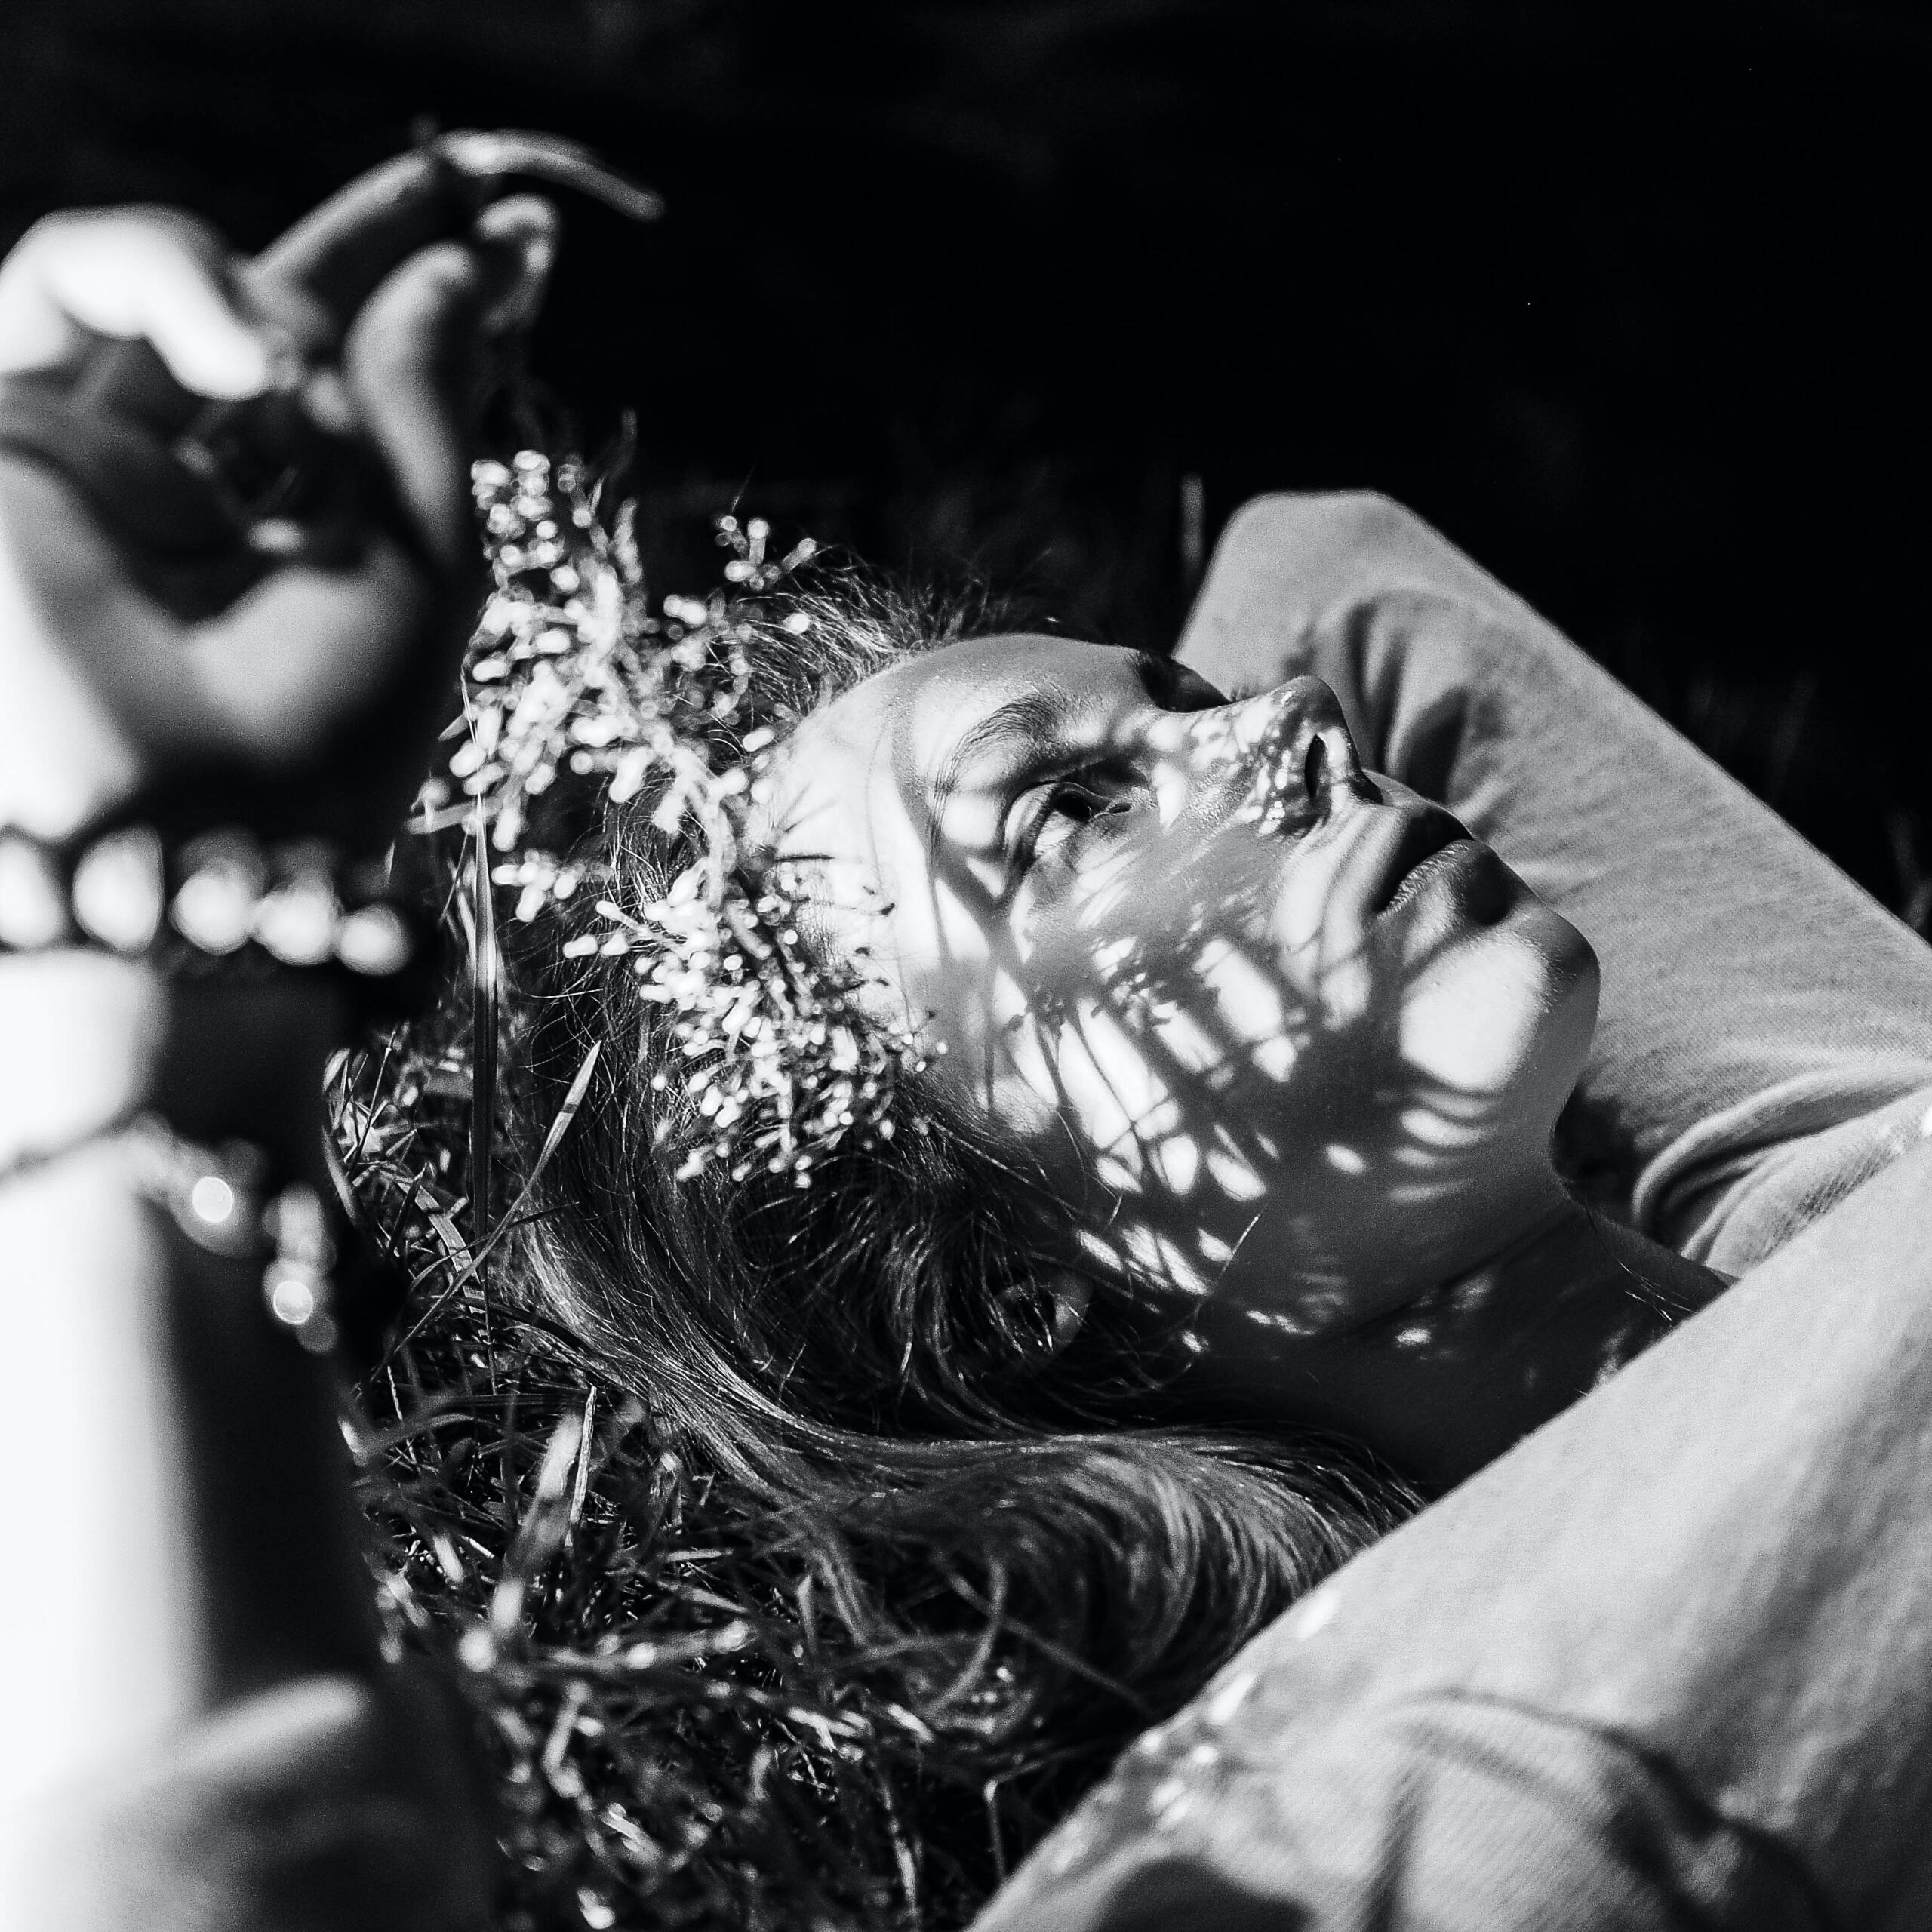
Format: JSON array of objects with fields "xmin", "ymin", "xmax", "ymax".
[
  {"xmin": 1178, "ymin": 491, "xmax": 1577, "ymax": 712},
  {"xmin": 1209, "ymin": 489, "xmax": 1444, "ymax": 577},
  {"xmin": 1189, "ymin": 491, "xmax": 1534, "ymax": 638}
]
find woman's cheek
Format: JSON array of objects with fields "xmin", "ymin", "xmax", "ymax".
[
  {"xmin": 1393, "ymin": 899, "xmax": 1600, "ymax": 1109},
  {"xmin": 1396, "ymin": 947, "xmax": 1552, "ymax": 1097}
]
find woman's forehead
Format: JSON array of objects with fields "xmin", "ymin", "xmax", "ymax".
[
  {"xmin": 829, "ymin": 631, "xmax": 1132, "ymax": 737},
  {"xmin": 755, "ymin": 631, "xmax": 1140, "ymax": 887},
  {"xmin": 768, "ymin": 633, "xmax": 1124, "ymax": 802}
]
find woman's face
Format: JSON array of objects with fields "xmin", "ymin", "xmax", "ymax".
[{"xmin": 760, "ymin": 635, "xmax": 1598, "ymax": 1334}]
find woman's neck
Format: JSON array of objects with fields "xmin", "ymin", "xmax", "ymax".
[{"xmin": 1174, "ymin": 1189, "xmax": 1730, "ymax": 1497}]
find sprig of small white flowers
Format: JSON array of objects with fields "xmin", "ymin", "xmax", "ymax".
[{"xmin": 420, "ymin": 451, "xmax": 933, "ymax": 1186}]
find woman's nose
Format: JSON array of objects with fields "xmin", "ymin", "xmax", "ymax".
[{"xmin": 1178, "ymin": 676, "xmax": 1367, "ymax": 832}]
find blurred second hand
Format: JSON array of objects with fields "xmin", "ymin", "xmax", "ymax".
[{"xmin": 168, "ymin": 130, "xmax": 663, "ymax": 553}]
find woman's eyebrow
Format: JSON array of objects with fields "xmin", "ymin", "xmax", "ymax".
[
  {"xmin": 1131, "ymin": 649, "xmax": 1182, "ymax": 705},
  {"xmin": 1133, "ymin": 648, "xmax": 1220, "ymax": 708},
  {"xmin": 927, "ymin": 687, "xmax": 1072, "ymax": 857}
]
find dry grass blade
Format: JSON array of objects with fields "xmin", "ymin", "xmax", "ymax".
[
  {"xmin": 471, "ymin": 798, "xmax": 501, "ymax": 1391},
  {"xmin": 381, "ymin": 1040, "xmax": 601, "ymax": 1366}
]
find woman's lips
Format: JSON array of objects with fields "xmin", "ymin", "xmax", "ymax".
[
  {"xmin": 1382, "ymin": 835, "xmax": 1518, "ymax": 928},
  {"xmin": 1368, "ymin": 805, "xmax": 1469, "ymax": 916},
  {"xmin": 1383, "ymin": 838, "xmax": 1478, "ymax": 915}
]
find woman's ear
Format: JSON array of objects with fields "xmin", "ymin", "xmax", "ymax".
[
  {"xmin": 999, "ymin": 1268, "xmax": 1093, "ymax": 1360},
  {"xmin": 1048, "ymin": 1270, "xmax": 1092, "ymax": 1352}
]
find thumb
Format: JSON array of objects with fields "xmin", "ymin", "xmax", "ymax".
[{"xmin": 340, "ymin": 202, "xmax": 558, "ymax": 575}]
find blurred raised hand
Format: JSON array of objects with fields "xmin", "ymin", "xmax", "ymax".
[{"xmin": 0, "ymin": 152, "xmax": 558, "ymax": 854}]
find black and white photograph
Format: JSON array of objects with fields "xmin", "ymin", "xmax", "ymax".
[{"xmin": 2, "ymin": 5, "xmax": 1929, "ymax": 1927}]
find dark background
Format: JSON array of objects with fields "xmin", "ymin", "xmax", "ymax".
[{"xmin": 5, "ymin": 0, "xmax": 1927, "ymax": 918}]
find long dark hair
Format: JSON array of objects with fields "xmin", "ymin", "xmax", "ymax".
[{"xmin": 500, "ymin": 569, "xmax": 1411, "ymax": 1873}]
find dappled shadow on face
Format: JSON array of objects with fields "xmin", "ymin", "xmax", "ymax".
[
  {"xmin": 932, "ymin": 815, "xmax": 1529, "ymax": 1336},
  {"xmin": 768, "ymin": 659, "xmax": 1592, "ymax": 1346}
]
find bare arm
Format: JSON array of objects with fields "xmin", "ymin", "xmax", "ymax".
[
  {"xmin": 0, "ymin": 962, "xmax": 369, "ymax": 1781},
  {"xmin": 0, "ymin": 961, "xmax": 499, "ymax": 1927},
  {"xmin": 0, "ymin": 160, "xmax": 545, "ymax": 1922}
]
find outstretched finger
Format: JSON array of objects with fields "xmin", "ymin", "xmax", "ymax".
[
  {"xmin": 252, "ymin": 133, "xmax": 648, "ymax": 350},
  {"xmin": 251, "ymin": 151, "xmax": 473, "ymax": 338},
  {"xmin": 0, "ymin": 210, "xmax": 273, "ymax": 398},
  {"xmin": 340, "ymin": 226, "xmax": 537, "ymax": 576}
]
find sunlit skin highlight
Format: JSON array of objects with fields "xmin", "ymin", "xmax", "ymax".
[{"xmin": 757, "ymin": 633, "xmax": 1723, "ymax": 1487}]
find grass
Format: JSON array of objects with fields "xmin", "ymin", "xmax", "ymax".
[
  {"xmin": 327, "ymin": 472, "xmax": 1007, "ymax": 1930},
  {"xmin": 334, "ymin": 1010, "xmax": 975, "ymax": 1932}
]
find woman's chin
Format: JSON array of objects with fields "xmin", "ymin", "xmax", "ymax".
[
  {"xmin": 1394, "ymin": 897, "xmax": 1598, "ymax": 1114},
  {"xmin": 1392, "ymin": 851, "xmax": 1595, "ymax": 987}
]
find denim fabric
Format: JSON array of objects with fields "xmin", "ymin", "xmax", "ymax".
[{"xmin": 974, "ymin": 496, "xmax": 1932, "ymax": 1930}]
